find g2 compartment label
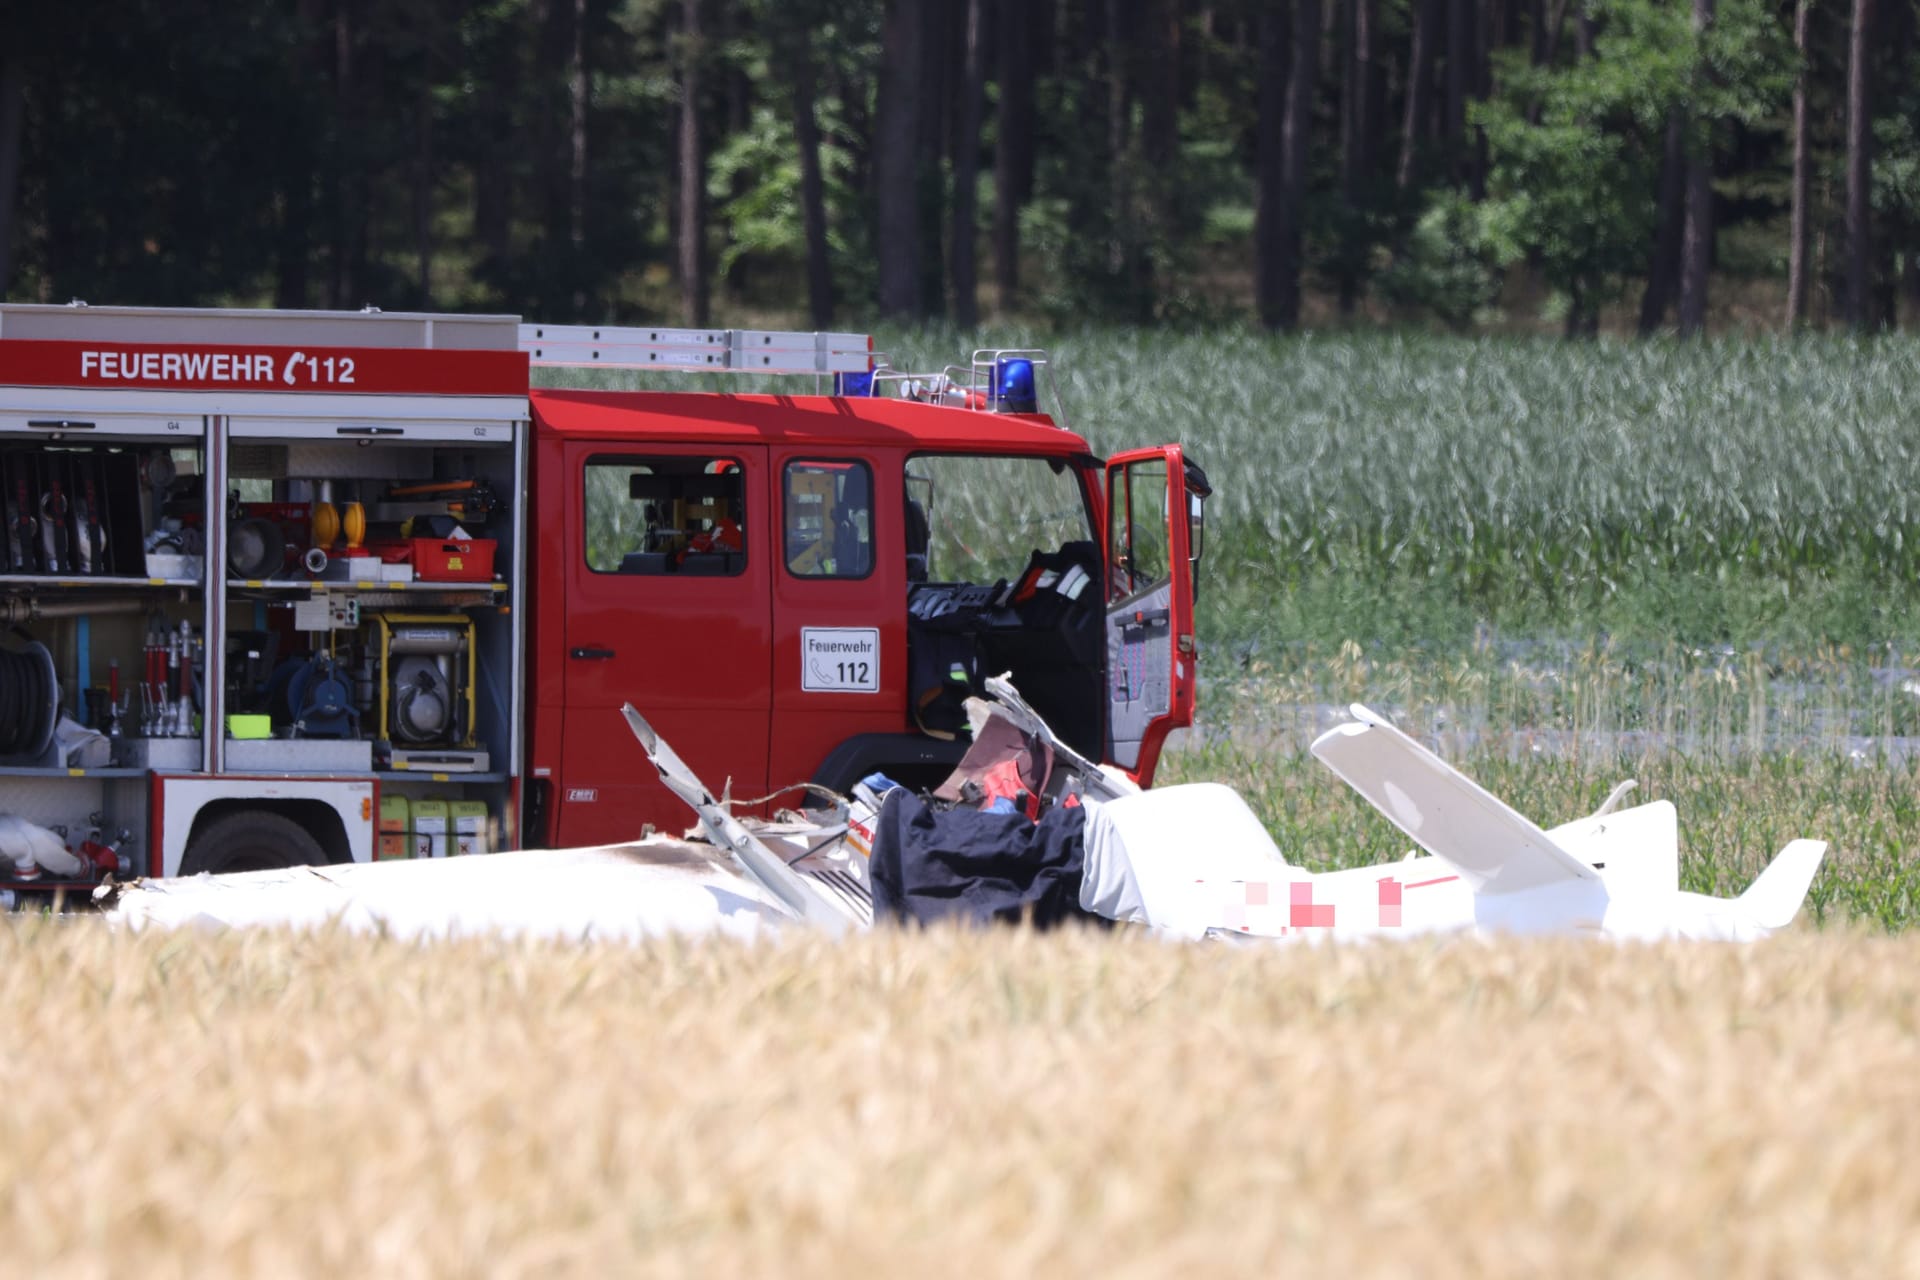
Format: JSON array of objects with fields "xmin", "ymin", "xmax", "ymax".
[{"xmin": 802, "ymin": 627, "xmax": 880, "ymax": 693}]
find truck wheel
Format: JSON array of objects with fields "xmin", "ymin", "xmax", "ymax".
[{"xmin": 179, "ymin": 811, "xmax": 328, "ymax": 877}]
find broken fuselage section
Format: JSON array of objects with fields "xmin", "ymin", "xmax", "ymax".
[{"xmin": 105, "ymin": 691, "xmax": 1825, "ymax": 945}]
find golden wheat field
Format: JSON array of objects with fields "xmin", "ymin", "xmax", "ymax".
[{"xmin": 5, "ymin": 919, "xmax": 1919, "ymax": 1278}]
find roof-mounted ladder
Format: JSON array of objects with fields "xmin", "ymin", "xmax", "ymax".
[{"xmin": 519, "ymin": 324, "xmax": 872, "ymax": 376}]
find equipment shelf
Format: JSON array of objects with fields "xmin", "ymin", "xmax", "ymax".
[
  {"xmin": 378, "ymin": 770, "xmax": 509, "ymax": 784},
  {"xmin": 0, "ymin": 575, "xmax": 201, "ymax": 590},
  {"xmin": 226, "ymin": 579, "xmax": 506, "ymax": 593},
  {"xmin": 0, "ymin": 766, "xmax": 148, "ymax": 779},
  {"xmin": 0, "ymin": 877, "xmax": 105, "ymax": 896},
  {"xmin": 196, "ymin": 768, "xmax": 511, "ymax": 784}
]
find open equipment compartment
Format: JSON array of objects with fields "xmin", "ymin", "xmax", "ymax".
[
  {"xmin": 212, "ymin": 348, "xmax": 527, "ymax": 876},
  {"xmin": 0, "ymin": 303, "xmax": 529, "ymax": 894},
  {"xmin": 221, "ymin": 422, "xmax": 520, "ymax": 775},
  {"xmin": 0, "ymin": 400, "xmax": 210, "ymax": 895}
]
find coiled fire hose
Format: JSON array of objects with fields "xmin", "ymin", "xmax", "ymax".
[{"xmin": 0, "ymin": 643, "xmax": 56, "ymax": 759}]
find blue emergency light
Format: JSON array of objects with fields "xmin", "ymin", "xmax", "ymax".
[
  {"xmin": 834, "ymin": 370, "xmax": 875, "ymax": 397},
  {"xmin": 990, "ymin": 357, "xmax": 1037, "ymax": 414}
]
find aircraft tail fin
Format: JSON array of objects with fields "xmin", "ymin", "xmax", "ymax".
[{"xmin": 1737, "ymin": 839, "xmax": 1827, "ymax": 932}]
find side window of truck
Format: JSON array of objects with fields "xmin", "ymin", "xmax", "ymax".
[
  {"xmin": 905, "ymin": 454, "xmax": 1093, "ymax": 584},
  {"xmin": 1108, "ymin": 457, "xmax": 1171, "ymax": 598},
  {"xmin": 584, "ymin": 455, "xmax": 746, "ymax": 576},
  {"xmin": 783, "ymin": 460, "xmax": 873, "ymax": 579}
]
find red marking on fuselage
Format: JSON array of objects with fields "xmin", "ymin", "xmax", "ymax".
[
  {"xmin": 1289, "ymin": 879, "xmax": 1335, "ymax": 928},
  {"xmin": 1405, "ymin": 875, "xmax": 1460, "ymax": 890},
  {"xmin": 1377, "ymin": 876, "xmax": 1403, "ymax": 927}
]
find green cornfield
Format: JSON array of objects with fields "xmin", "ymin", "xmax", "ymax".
[
  {"xmin": 869, "ymin": 329, "xmax": 1920, "ymax": 653},
  {"xmin": 549, "ymin": 329, "xmax": 1920, "ymax": 652}
]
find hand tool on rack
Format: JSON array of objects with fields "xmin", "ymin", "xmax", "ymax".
[
  {"xmin": 10, "ymin": 473, "xmax": 37, "ymax": 572},
  {"xmin": 76, "ymin": 470, "xmax": 103, "ymax": 574},
  {"xmin": 143, "ymin": 623, "xmax": 162, "ymax": 736},
  {"xmin": 383, "ymin": 478, "xmax": 499, "ymax": 526},
  {"xmin": 40, "ymin": 477, "xmax": 69, "ymax": 572},
  {"xmin": 169, "ymin": 625, "xmax": 183, "ymax": 736},
  {"xmin": 86, "ymin": 659, "xmax": 127, "ymax": 752}
]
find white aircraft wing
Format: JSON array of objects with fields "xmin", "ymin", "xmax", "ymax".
[
  {"xmin": 1310, "ymin": 704, "xmax": 1599, "ymax": 896},
  {"xmin": 622, "ymin": 702, "xmax": 854, "ymax": 935},
  {"xmin": 106, "ymin": 842, "xmax": 794, "ymax": 942}
]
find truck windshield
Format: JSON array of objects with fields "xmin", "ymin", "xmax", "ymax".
[{"xmin": 904, "ymin": 454, "xmax": 1093, "ymax": 584}]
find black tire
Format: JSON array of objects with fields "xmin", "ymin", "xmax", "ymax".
[{"xmin": 179, "ymin": 811, "xmax": 328, "ymax": 877}]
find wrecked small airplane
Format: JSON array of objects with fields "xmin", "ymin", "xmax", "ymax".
[
  {"xmin": 104, "ymin": 685, "xmax": 1826, "ymax": 944},
  {"xmin": 1085, "ymin": 706, "xmax": 1826, "ymax": 942}
]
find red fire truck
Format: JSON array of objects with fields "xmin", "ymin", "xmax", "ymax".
[{"xmin": 0, "ymin": 304, "xmax": 1205, "ymax": 895}]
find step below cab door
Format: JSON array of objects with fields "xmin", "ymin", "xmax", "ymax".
[
  {"xmin": 558, "ymin": 442, "xmax": 772, "ymax": 843},
  {"xmin": 1104, "ymin": 445, "xmax": 1197, "ymax": 785}
]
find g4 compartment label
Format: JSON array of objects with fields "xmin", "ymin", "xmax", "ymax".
[{"xmin": 802, "ymin": 627, "xmax": 880, "ymax": 693}]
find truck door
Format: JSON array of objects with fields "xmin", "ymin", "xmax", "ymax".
[
  {"xmin": 558, "ymin": 442, "xmax": 772, "ymax": 843},
  {"xmin": 1104, "ymin": 446, "xmax": 1196, "ymax": 784},
  {"xmin": 765, "ymin": 453, "xmax": 911, "ymax": 792}
]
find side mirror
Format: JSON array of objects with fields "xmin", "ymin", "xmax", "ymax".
[{"xmin": 1184, "ymin": 459, "xmax": 1210, "ymax": 604}]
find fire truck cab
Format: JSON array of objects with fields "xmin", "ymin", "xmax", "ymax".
[{"xmin": 0, "ymin": 304, "xmax": 1204, "ymax": 894}]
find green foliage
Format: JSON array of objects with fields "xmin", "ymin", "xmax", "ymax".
[
  {"xmin": 1471, "ymin": 0, "xmax": 1792, "ymax": 329},
  {"xmin": 0, "ymin": 0, "xmax": 1881, "ymax": 331},
  {"xmin": 1694, "ymin": 0, "xmax": 1798, "ymax": 124},
  {"xmin": 1375, "ymin": 195, "xmax": 1516, "ymax": 329},
  {"xmin": 1473, "ymin": 0, "xmax": 1693, "ymax": 323},
  {"xmin": 708, "ymin": 103, "xmax": 867, "ymax": 295}
]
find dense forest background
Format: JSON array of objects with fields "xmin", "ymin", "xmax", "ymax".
[{"xmin": 0, "ymin": 0, "xmax": 1912, "ymax": 336}]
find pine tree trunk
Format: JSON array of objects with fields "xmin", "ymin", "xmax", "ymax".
[
  {"xmin": 1272, "ymin": 0, "xmax": 1320, "ymax": 328},
  {"xmin": 1397, "ymin": 0, "xmax": 1437, "ymax": 189},
  {"xmin": 1445, "ymin": 0, "xmax": 1470, "ymax": 175},
  {"xmin": 1469, "ymin": 0, "xmax": 1490, "ymax": 198},
  {"xmin": 1638, "ymin": 110, "xmax": 1685, "ymax": 334},
  {"xmin": 471, "ymin": 3, "xmax": 518, "ymax": 286},
  {"xmin": 326, "ymin": 5, "xmax": 355, "ymax": 309},
  {"xmin": 568, "ymin": 0, "xmax": 587, "ymax": 255},
  {"xmin": 950, "ymin": 0, "xmax": 986, "ymax": 328},
  {"xmin": 1676, "ymin": 0, "xmax": 1715, "ymax": 338},
  {"xmin": 1141, "ymin": 0, "xmax": 1179, "ymax": 310},
  {"xmin": 1359, "ymin": 0, "xmax": 1385, "ymax": 176},
  {"xmin": 414, "ymin": 70, "xmax": 435, "ymax": 303},
  {"xmin": 876, "ymin": 0, "xmax": 926, "ymax": 317},
  {"xmin": 678, "ymin": 0, "xmax": 708, "ymax": 326},
  {"xmin": 277, "ymin": 0, "xmax": 329, "ymax": 309},
  {"xmin": 785, "ymin": 21, "xmax": 833, "ymax": 328},
  {"xmin": 1105, "ymin": 0, "xmax": 1131, "ymax": 282},
  {"xmin": 992, "ymin": 0, "xmax": 1037, "ymax": 310},
  {"xmin": 0, "ymin": 51, "xmax": 26, "ymax": 292},
  {"xmin": 1140, "ymin": 0, "xmax": 1179, "ymax": 175},
  {"xmin": 1339, "ymin": 0, "xmax": 1376, "ymax": 314},
  {"xmin": 1255, "ymin": 3, "xmax": 1289, "ymax": 325},
  {"xmin": 1786, "ymin": 0, "xmax": 1811, "ymax": 328},
  {"xmin": 1844, "ymin": 0, "xmax": 1873, "ymax": 329},
  {"xmin": 916, "ymin": 0, "xmax": 953, "ymax": 314}
]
